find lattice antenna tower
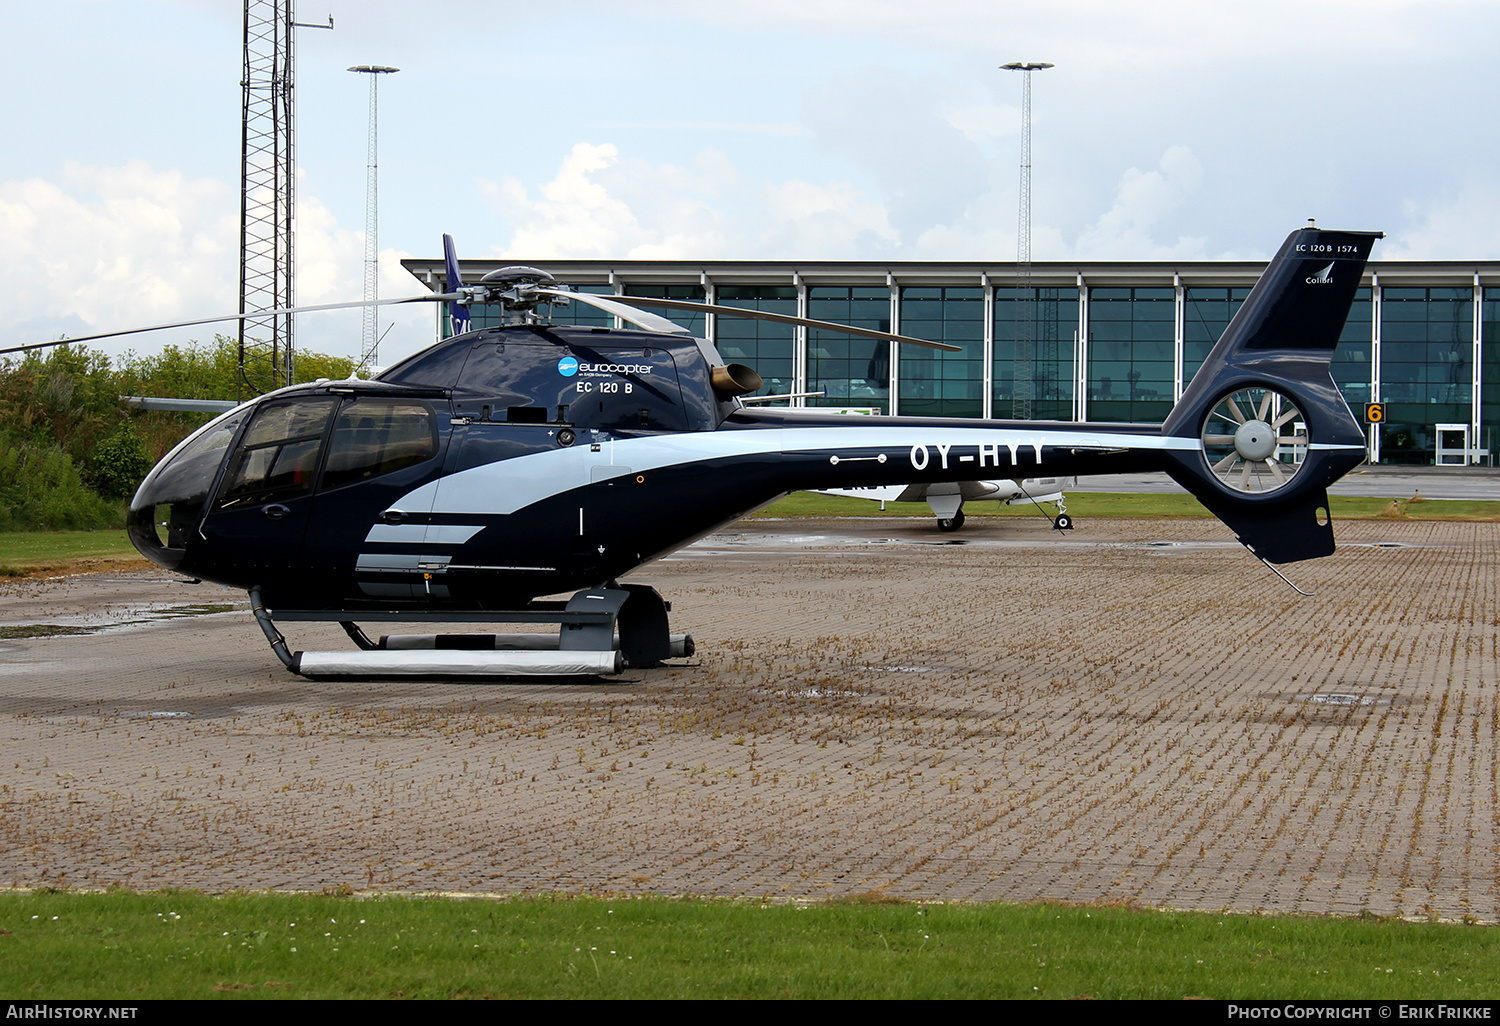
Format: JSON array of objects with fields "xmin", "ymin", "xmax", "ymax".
[
  {"xmin": 238, "ymin": 1, "xmax": 330, "ymax": 399},
  {"xmin": 1002, "ymin": 61, "xmax": 1052, "ymax": 419},
  {"xmin": 350, "ymin": 65, "xmax": 399, "ymax": 373}
]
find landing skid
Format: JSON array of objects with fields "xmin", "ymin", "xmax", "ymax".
[{"xmin": 249, "ymin": 583, "xmax": 693, "ymax": 679}]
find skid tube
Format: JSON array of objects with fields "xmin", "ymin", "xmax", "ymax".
[{"xmin": 248, "ymin": 583, "xmax": 693, "ymax": 679}]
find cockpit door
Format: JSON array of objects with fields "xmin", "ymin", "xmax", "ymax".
[
  {"xmin": 198, "ymin": 397, "xmax": 339, "ymax": 595},
  {"xmin": 303, "ymin": 397, "xmax": 448, "ymax": 604}
]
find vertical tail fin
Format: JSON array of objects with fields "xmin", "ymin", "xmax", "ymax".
[
  {"xmin": 1161, "ymin": 226, "xmax": 1382, "ymax": 563},
  {"xmin": 443, "ymin": 233, "xmax": 471, "ymax": 335}
]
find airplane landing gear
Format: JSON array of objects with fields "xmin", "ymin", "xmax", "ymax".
[{"xmin": 937, "ymin": 510, "xmax": 966, "ymax": 532}]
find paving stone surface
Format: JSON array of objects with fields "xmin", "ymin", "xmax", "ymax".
[{"xmin": 0, "ymin": 515, "xmax": 1494, "ymax": 918}]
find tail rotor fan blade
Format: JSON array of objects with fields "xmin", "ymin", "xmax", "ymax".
[{"xmin": 1199, "ymin": 386, "xmax": 1308, "ymax": 495}]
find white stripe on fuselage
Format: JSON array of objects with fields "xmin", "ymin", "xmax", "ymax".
[{"xmin": 393, "ymin": 425, "xmax": 1349, "ymax": 518}]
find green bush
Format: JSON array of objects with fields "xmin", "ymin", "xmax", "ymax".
[
  {"xmin": 0, "ymin": 431, "xmax": 120, "ymax": 531},
  {"xmin": 89, "ymin": 426, "xmax": 154, "ymax": 501}
]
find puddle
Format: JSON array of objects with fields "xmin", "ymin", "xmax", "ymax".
[
  {"xmin": 1367, "ymin": 542, "xmax": 1408, "ymax": 549},
  {"xmin": 0, "ymin": 625, "xmax": 95, "ymax": 639},
  {"xmin": 0, "ymin": 601, "xmax": 241, "ymax": 640},
  {"xmin": 1296, "ymin": 692, "xmax": 1393, "ymax": 707},
  {"xmin": 119, "ymin": 710, "xmax": 195, "ymax": 720}
]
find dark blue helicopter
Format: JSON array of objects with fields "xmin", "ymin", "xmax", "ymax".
[{"xmin": 32, "ymin": 226, "xmax": 1382, "ymax": 677}]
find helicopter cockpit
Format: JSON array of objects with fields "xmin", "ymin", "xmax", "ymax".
[{"xmin": 125, "ymin": 321, "xmax": 752, "ymax": 604}]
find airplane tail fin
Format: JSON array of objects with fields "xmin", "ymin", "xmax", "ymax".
[{"xmin": 1159, "ymin": 226, "xmax": 1382, "ymax": 564}]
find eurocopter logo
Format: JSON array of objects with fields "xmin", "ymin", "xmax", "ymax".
[
  {"xmin": 557, "ymin": 356, "xmax": 579, "ymax": 377},
  {"xmin": 1306, "ymin": 262, "xmax": 1335, "ymax": 285}
]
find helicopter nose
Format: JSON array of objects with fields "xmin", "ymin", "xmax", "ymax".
[{"xmin": 128, "ymin": 407, "xmax": 249, "ymax": 570}]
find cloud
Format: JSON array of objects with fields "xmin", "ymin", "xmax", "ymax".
[
  {"xmin": 1072, "ymin": 146, "xmax": 1209, "ymax": 259},
  {"xmin": 0, "ymin": 161, "xmax": 237, "ymax": 346},
  {"xmin": 478, "ymin": 141, "xmax": 897, "ymax": 261},
  {"xmin": 0, "ymin": 160, "xmax": 412, "ymax": 364},
  {"xmin": 801, "ymin": 67, "xmax": 993, "ymax": 243},
  {"xmin": 478, "ymin": 143, "xmax": 645, "ymax": 260},
  {"xmin": 1383, "ymin": 186, "xmax": 1500, "ymax": 260}
]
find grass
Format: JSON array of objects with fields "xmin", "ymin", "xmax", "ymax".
[
  {"xmin": 752, "ymin": 490, "xmax": 1500, "ymax": 522},
  {"xmin": 0, "ymin": 890, "xmax": 1494, "ymax": 1000},
  {"xmin": 0, "ymin": 529, "xmax": 146, "ymax": 576}
]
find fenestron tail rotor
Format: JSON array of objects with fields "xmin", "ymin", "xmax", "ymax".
[{"xmin": 1199, "ymin": 386, "xmax": 1308, "ymax": 495}]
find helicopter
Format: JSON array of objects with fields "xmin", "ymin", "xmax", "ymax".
[{"xmin": 20, "ymin": 225, "xmax": 1379, "ymax": 678}]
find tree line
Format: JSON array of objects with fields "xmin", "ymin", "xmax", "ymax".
[{"xmin": 0, "ymin": 337, "xmax": 355, "ymax": 531}]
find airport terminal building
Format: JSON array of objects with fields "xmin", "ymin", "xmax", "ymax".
[{"xmin": 402, "ymin": 253, "xmax": 1500, "ymax": 466}]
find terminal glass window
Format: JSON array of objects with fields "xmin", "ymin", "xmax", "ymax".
[
  {"xmin": 1481, "ymin": 289, "xmax": 1500, "ymax": 465},
  {"xmin": 898, "ymin": 287, "xmax": 984, "ymax": 418},
  {"xmin": 714, "ymin": 286, "xmax": 795, "ymax": 400},
  {"xmin": 1087, "ymin": 287, "xmax": 1175, "ymax": 423},
  {"xmin": 808, "ymin": 286, "xmax": 890, "ymax": 412},
  {"xmin": 1379, "ymin": 287, "xmax": 1472, "ymax": 464},
  {"xmin": 1331, "ymin": 287, "xmax": 1374, "ymax": 410},
  {"xmin": 1183, "ymin": 287, "xmax": 1249, "ymax": 385},
  {"xmin": 993, "ymin": 287, "xmax": 1076, "ymax": 420},
  {"xmin": 625, "ymin": 283, "xmax": 706, "ymax": 337}
]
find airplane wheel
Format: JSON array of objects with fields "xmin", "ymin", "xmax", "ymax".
[
  {"xmin": 937, "ymin": 511, "xmax": 965, "ymax": 532},
  {"xmin": 1054, "ymin": 514, "xmax": 1073, "ymax": 530}
]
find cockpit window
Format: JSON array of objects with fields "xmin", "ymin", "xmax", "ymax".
[
  {"xmin": 214, "ymin": 398, "xmax": 336, "ymax": 510},
  {"xmin": 321, "ymin": 399, "xmax": 438, "ymax": 490},
  {"xmin": 381, "ymin": 341, "xmax": 472, "ymax": 388},
  {"xmin": 132, "ymin": 407, "xmax": 249, "ymax": 512}
]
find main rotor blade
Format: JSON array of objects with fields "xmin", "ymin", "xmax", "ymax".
[
  {"xmin": 530, "ymin": 288, "xmax": 690, "ymax": 334},
  {"xmin": 1, "ymin": 295, "xmax": 445, "ymax": 357},
  {"xmin": 589, "ymin": 293, "xmax": 961, "ymax": 351}
]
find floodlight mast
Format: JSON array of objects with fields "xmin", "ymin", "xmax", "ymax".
[
  {"xmin": 1002, "ymin": 61, "xmax": 1053, "ymax": 419},
  {"xmin": 349, "ymin": 64, "xmax": 399, "ymax": 373}
]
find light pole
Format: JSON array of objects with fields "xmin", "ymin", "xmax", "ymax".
[
  {"xmin": 349, "ymin": 64, "xmax": 399, "ymax": 373},
  {"xmin": 1002, "ymin": 61, "xmax": 1052, "ymax": 419}
]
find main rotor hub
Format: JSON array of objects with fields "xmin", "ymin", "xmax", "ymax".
[{"xmin": 478, "ymin": 265, "xmax": 558, "ymax": 287}]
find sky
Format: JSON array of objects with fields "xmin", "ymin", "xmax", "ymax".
[{"xmin": 3, "ymin": 0, "xmax": 1499, "ymax": 368}]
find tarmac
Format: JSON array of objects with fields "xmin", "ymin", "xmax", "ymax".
[
  {"xmin": 1, "ymin": 512, "xmax": 1497, "ymax": 918},
  {"xmin": 1081, "ymin": 462, "xmax": 1500, "ymax": 500}
]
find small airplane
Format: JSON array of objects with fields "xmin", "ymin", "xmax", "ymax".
[
  {"xmin": 815, "ymin": 476, "xmax": 1072, "ymax": 532},
  {"xmin": 783, "ymin": 406, "xmax": 1072, "ymax": 530},
  {"xmin": 15, "ymin": 225, "xmax": 1379, "ymax": 678}
]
